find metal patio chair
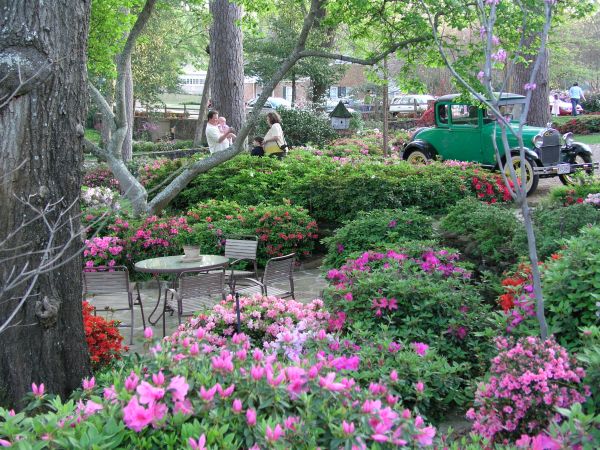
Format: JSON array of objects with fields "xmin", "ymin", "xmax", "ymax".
[
  {"xmin": 231, "ymin": 253, "xmax": 296, "ymax": 299},
  {"xmin": 164, "ymin": 266, "xmax": 227, "ymax": 335},
  {"xmin": 82, "ymin": 266, "xmax": 145, "ymax": 345}
]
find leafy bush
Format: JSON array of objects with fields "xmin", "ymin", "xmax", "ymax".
[
  {"xmin": 323, "ymin": 244, "xmax": 494, "ymax": 375},
  {"xmin": 440, "ymin": 198, "xmax": 525, "ymax": 270},
  {"xmin": 83, "ymin": 166, "xmax": 120, "ymax": 190},
  {"xmin": 542, "ymin": 225, "xmax": 600, "ymax": 349},
  {"xmin": 553, "ymin": 115, "xmax": 600, "ymax": 134},
  {"xmin": 184, "ymin": 200, "xmax": 319, "ymax": 265},
  {"xmin": 466, "ymin": 336, "xmax": 589, "ymax": 444},
  {"xmin": 576, "ymin": 326, "xmax": 600, "ymax": 412},
  {"xmin": 82, "ymin": 301, "xmax": 126, "ymax": 371},
  {"xmin": 252, "ymin": 107, "xmax": 338, "ymax": 147},
  {"xmin": 512, "ymin": 203, "xmax": 600, "ymax": 260},
  {"xmin": 0, "ymin": 325, "xmax": 440, "ymax": 448},
  {"xmin": 322, "ymin": 208, "xmax": 434, "ymax": 269},
  {"xmin": 132, "ymin": 139, "xmax": 195, "ymax": 153},
  {"xmin": 581, "ymin": 93, "xmax": 600, "ymax": 113},
  {"xmin": 549, "ymin": 183, "xmax": 600, "ymax": 206},
  {"xmin": 138, "ymin": 158, "xmax": 187, "ymax": 195}
]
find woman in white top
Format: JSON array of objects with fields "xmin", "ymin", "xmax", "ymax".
[{"xmin": 262, "ymin": 112, "xmax": 286, "ymax": 159}]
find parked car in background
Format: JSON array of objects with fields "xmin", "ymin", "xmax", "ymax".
[
  {"xmin": 246, "ymin": 97, "xmax": 292, "ymax": 113},
  {"xmin": 390, "ymin": 94, "xmax": 435, "ymax": 116},
  {"xmin": 548, "ymin": 95, "xmax": 583, "ymax": 116},
  {"xmin": 402, "ymin": 93, "xmax": 598, "ymax": 194},
  {"xmin": 323, "ymin": 98, "xmax": 356, "ymax": 114}
]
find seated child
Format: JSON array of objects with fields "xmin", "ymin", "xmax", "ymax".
[{"xmin": 250, "ymin": 137, "xmax": 264, "ymax": 157}]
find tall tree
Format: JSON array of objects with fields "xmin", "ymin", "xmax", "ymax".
[
  {"xmin": 0, "ymin": 0, "xmax": 92, "ymax": 407},
  {"xmin": 209, "ymin": 0, "xmax": 245, "ymax": 133}
]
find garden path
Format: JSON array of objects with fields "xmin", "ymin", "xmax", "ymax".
[{"xmin": 87, "ymin": 266, "xmax": 328, "ymax": 355}]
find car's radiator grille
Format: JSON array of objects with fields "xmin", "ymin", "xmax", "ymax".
[{"xmin": 540, "ymin": 129, "xmax": 561, "ymax": 166}]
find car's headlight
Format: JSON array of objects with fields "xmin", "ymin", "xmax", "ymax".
[
  {"xmin": 563, "ymin": 132, "xmax": 574, "ymax": 147},
  {"xmin": 533, "ymin": 134, "xmax": 543, "ymax": 149}
]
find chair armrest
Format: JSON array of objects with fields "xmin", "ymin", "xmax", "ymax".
[{"xmin": 231, "ymin": 277, "xmax": 264, "ymax": 293}]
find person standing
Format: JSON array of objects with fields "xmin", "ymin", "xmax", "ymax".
[
  {"xmin": 568, "ymin": 83, "xmax": 585, "ymax": 116},
  {"xmin": 263, "ymin": 112, "xmax": 286, "ymax": 159},
  {"xmin": 206, "ymin": 110, "xmax": 236, "ymax": 154},
  {"xmin": 551, "ymin": 94, "xmax": 561, "ymax": 117}
]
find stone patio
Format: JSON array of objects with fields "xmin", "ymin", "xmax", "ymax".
[{"xmin": 86, "ymin": 265, "xmax": 328, "ymax": 354}]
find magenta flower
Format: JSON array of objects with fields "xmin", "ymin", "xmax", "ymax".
[
  {"xmin": 188, "ymin": 434, "xmax": 207, "ymax": 450},
  {"xmin": 144, "ymin": 327, "xmax": 153, "ymax": 339},
  {"xmin": 492, "ymin": 49, "xmax": 507, "ymax": 63},
  {"xmin": 412, "ymin": 342, "xmax": 429, "ymax": 356},
  {"xmin": 414, "ymin": 426, "xmax": 436, "ymax": 446},
  {"xmin": 122, "ymin": 396, "xmax": 154, "ymax": 432},
  {"xmin": 246, "ymin": 408, "xmax": 257, "ymax": 426},
  {"xmin": 125, "ymin": 371, "xmax": 139, "ymax": 391},
  {"xmin": 232, "ymin": 398, "xmax": 243, "ymax": 413},
  {"xmin": 390, "ymin": 370, "xmax": 398, "ymax": 382},
  {"xmin": 168, "ymin": 375, "xmax": 189, "ymax": 402},
  {"xmin": 136, "ymin": 381, "xmax": 165, "ymax": 405},
  {"xmin": 415, "ymin": 381, "xmax": 425, "ymax": 393},
  {"xmin": 82, "ymin": 376, "xmax": 95, "ymax": 391},
  {"xmin": 0, "ymin": 439, "xmax": 12, "ymax": 447},
  {"xmin": 265, "ymin": 424, "xmax": 284, "ymax": 442},
  {"xmin": 199, "ymin": 385, "xmax": 217, "ymax": 402},
  {"xmin": 31, "ymin": 382, "xmax": 45, "ymax": 397},
  {"xmin": 342, "ymin": 420, "xmax": 355, "ymax": 435},
  {"xmin": 152, "ymin": 371, "xmax": 165, "ymax": 386},
  {"xmin": 524, "ymin": 83, "xmax": 537, "ymax": 91}
]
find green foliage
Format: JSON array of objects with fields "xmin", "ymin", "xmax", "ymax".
[
  {"xmin": 324, "ymin": 243, "xmax": 494, "ymax": 376},
  {"xmin": 512, "ymin": 203, "xmax": 600, "ymax": 260},
  {"xmin": 581, "ymin": 93, "xmax": 600, "ymax": 113},
  {"xmin": 184, "ymin": 199, "xmax": 319, "ymax": 265},
  {"xmin": 132, "ymin": 140, "xmax": 196, "ymax": 153},
  {"xmin": 322, "ymin": 207, "xmax": 434, "ymax": 269},
  {"xmin": 554, "ymin": 115, "xmax": 600, "ymax": 134},
  {"xmin": 576, "ymin": 326, "xmax": 600, "ymax": 412},
  {"xmin": 542, "ymin": 226, "xmax": 600, "ymax": 350},
  {"xmin": 252, "ymin": 108, "xmax": 338, "ymax": 147},
  {"xmin": 549, "ymin": 182, "xmax": 600, "ymax": 205},
  {"xmin": 440, "ymin": 198, "xmax": 525, "ymax": 270}
]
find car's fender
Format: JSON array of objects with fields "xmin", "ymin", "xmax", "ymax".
[
  {"xmin": 568, "ymin": 142, "xmax": 593, "ymax": 157},
  {"xmin": 402, "ymin": 140, "xmax": 437, "ymax": 160},
  {"xmin": 499, "ymin": 147, "xmax": 540, "ymax": 167}
]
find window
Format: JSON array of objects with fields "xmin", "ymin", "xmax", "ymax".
[
  {"xmin": 338, "ymin": 86, "xmax": 347, "ymax": 98},
  {"xmin": 437, "ymin": 104, "xmax": 449, "ymax": 124},
  {"xmin": 451, "ymin": 104, "xmax": 478, "ymax": 126}
]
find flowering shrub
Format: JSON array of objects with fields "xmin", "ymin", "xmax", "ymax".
[
  {"xmin": 466, "ymin": 336, "xmax": 589, "ymax": 444},
  {"xmin": 549, "ymin": 183, "xmax": 600, "ymax": 207},
  {"xmin": 123, "ymin": 215, "xmax": 192, "ymax": 261},
  {"xmin": 0, "ymin": 327, "xmax": 439, "ymax": 448},
  {"xmin": 81, "ymin": 186, "xmax": 120, "ymax": 210},
  {"xmin": 470, "ymin": 171, "xmax": 513, "ymax": 204},
  {"xmin": 542, "ymin": 225, "xmax": 600, "ymax": 350},
  {"xmin": 82, "ymin": 301, "xmax": 126, "ymax": 370},
  {"xmin": 83, "ymin": 166, "xmax": 120, "ymax": 190},
  {"xmin": 83, "ymin": 236, "xmax": 126, "ymax": 268},
  {"xmin": 137, "ymin": 158, "xmax": 186, "ymax": 194},
  {"xmin": 185, "ymin": 200, "xmax": 318, "ymax": 265},
  {"xmin": 322, "ymin": 207, "xmax": 434, "ymax": 269},
  {"xmin": 584, "ymin": 192, "xmax": 600, "ymax": 207},
  {"xmin": 184, "ymin": 294, "xmax": 330, "ymax": 346},
  {"xmin": 324, "ymin": 243, "xmax": 494, "ymax": 375}
]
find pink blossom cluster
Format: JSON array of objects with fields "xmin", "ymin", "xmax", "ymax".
[
  {"xmin": 83, "ymin": 236, "xmax": 124, "ymax": 268},
  {"xmin": 81, "ymin": 186, "xmax": 120, "ymax": 210},
  {"xmin": 466, "ymin": 336, "xmax": 589, "ymax": 443},
  {"xmin": 583, "ymin": 192, "xmax": 600, "ymax": 207}
]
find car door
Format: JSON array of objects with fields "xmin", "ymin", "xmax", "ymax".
[{"xmin": 441, "ymin": 104, "xmax": 483, "ymax": 162}]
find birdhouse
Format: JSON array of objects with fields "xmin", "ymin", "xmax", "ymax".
[{"xmin": 329, "ymin": 101, "xmax": 353, "ymax": 130}]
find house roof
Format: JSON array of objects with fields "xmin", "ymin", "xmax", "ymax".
[{"xmin": 329, "ymin": 101, "xmax": 353, "ymax": 118}]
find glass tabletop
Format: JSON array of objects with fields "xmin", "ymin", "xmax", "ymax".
[{"xmin": 134, "ymin": 255, "xmax": 229, "ymax": 274}]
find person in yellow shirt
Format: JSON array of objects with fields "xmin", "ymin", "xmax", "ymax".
[{"xmin": 262, "ymin": 112, "xmax": 286, "ymax": 159}]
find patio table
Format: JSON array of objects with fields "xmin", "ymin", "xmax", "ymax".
[{"xmin": 134, "ymin": 255, "xmax": 229, "ymax": 333}]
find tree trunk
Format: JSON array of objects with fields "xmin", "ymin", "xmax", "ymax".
[
  {"xmin": 101, "ymin": 82, "xmax": 115, "ymax": 148},
  {"xmin": 121, "ymin": 55, "xmax": 134, "ymax": 161},
  {"xmin": 511, "ymin": 39, "xmax": 550, "ymax": 127},
  {"xmin": 382, "ymin": 58, "xmax": 389, "ymax": 157},
  {"xmin": 209, "ymin": 0, "xmax": 244, "ymax": 133},
  {"xmin": 291, "ymin": 72, "xmax": 296, "ymax": 106},
  {"xmin": 0, "ymin": 0, "xmax": 92, "ymax": 408},
  {"xmin": 194, "ymin": 64, "xmax": 212, "ymax": 147}
]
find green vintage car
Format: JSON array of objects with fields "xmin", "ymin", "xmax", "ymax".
[{"xmin": 402, "ymin": 93, "xmax": 598, "ymax": 194}]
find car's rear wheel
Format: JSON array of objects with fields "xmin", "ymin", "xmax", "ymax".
[
  {"xmin": 559, "ymin": 153, "xmax": 593, "ymax": 185},
  {"xmin": 504, "ymin": 155, "xmax": 539, "ymax": 195},
  {"xmin": 406, "ymin": 149, "xmax": 432, "ymax": 165}
]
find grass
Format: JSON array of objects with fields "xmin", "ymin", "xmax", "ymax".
[
  {"xmin": 85, "ymin": 128, "xmax": 101, "ymax": 145},
  {"xmin": 573, "ymin": 134, "xmax": 600, "ymax": 145}
]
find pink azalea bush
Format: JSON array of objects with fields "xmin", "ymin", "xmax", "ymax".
[
  {"xmin": 184, "ymin": 293, "xmax": 330, "ymax": 347},
  {"xmin": 466, "ymin": 336, "xmax": 589, "ymax": 444},
  {"xmin": 83, "ymin": 236, "xmax": 125, "ymax": 268},
  {"xmin": 0, "ymin": 325, "xmax": 439, "ymax": 448}
]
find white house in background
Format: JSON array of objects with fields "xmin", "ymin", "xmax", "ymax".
[{"xmin": 179, "ymin": 65, "xmax": 206, "ymax": 95}]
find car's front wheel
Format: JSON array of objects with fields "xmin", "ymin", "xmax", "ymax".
[
  {"xmin": 504, "ymin": 155, "xmax": 539, "ymax": 195},
  {"xmin": 559, "ymin": 153, "xmax": 593, "ymax": 185},
  {"xmin": 405, "ymin": 149, "xmax": 432, "ymax": 165}
]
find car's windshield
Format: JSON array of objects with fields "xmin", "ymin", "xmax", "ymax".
[{"xmin": 483, "ymin": 101, "xmax": 525, "ymax": 123}]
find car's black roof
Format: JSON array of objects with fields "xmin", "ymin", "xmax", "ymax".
[{"xmin": 436, "ymin": 93, "xmax": 526, "ymax": 102}]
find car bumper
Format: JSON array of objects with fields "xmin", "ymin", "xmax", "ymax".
[{"xmin": 533, "ymin": 161, "xmax": 598, "ymax": 175}]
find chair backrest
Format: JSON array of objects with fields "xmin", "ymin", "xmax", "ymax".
[
  {"xmin": 83, "ymin": 266, "xmax": 130, "ymax": 295},
  {"xmin": 224, "ymin": 237, "xmax": 258, "ymax": 261},
  {"xmin": 263, "ymin": 253, "xmax": 295, "ymax": 286},
  {"xmin": 178, "ymin": 267, "xmax": 226, "ymax": 310}
]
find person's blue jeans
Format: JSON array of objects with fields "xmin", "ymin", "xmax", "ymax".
[{"xmin": 571, "ymin": 98, "xmax": 580, "ymax": 116}]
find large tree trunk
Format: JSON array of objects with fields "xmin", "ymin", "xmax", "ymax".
[
  {"xmin": 510, "ymin": 38, "xmax": 550, "ymax": 127},
  {"xmin": 122, "ymin": 56, "xmax": 134, "ymax": 161},
  {"xmin": 0, "ymin": 0, "xmax": 92, "ymax": 408},
  {"xmin": 194, "ymin": 64, "xmax": 212, "ymax": 147},
  {"xmin": 209, "ymin": 0, "xmax": 244, "ymax": 133}
]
